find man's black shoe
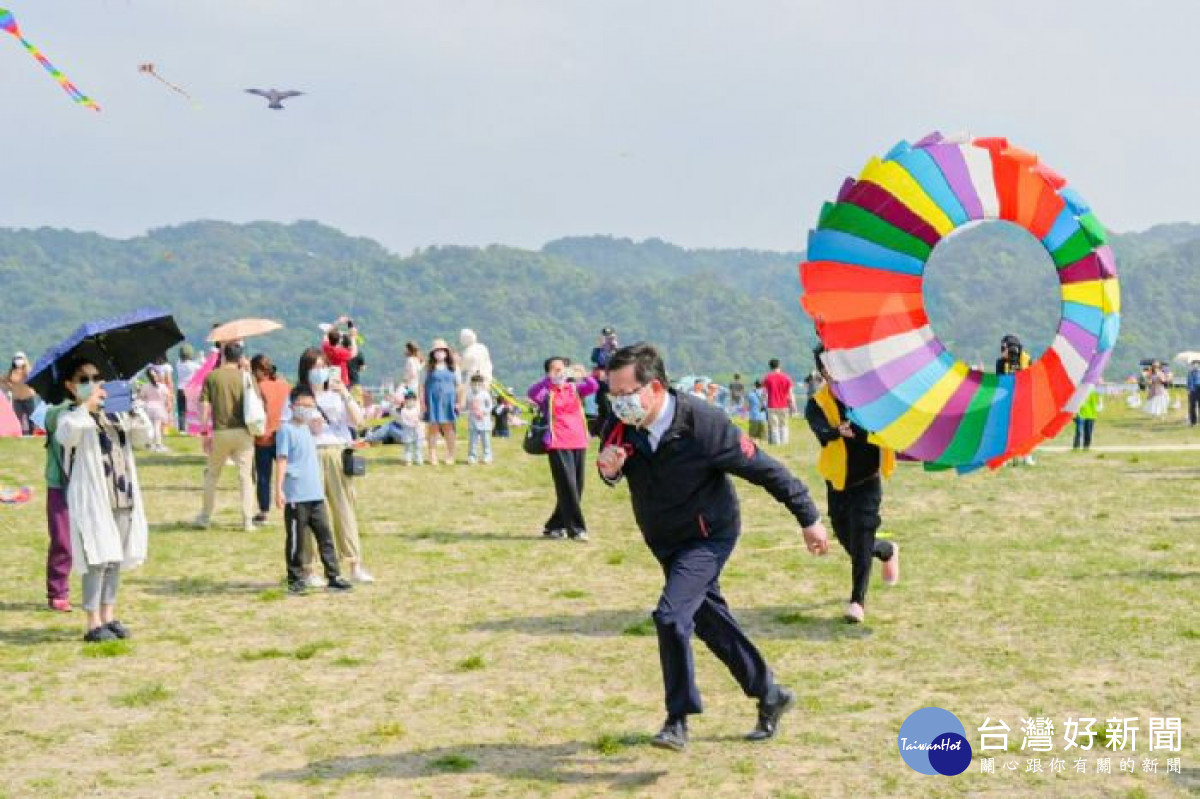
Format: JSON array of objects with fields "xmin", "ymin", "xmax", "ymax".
[
  {"xmin": 651, "ymin": 716, "xmax": 688, "ymax": 751},
  {"xmin": 326, "ymin": 576, "xmax": 354, "ymax": 593},
  {"xmin": 746, "ymin": 686, "xmax": 795, "ymax": 741},
  {"xmin": 287, "ymin": 581, "xmax": 308, "ymax": 596},
  {"xmin": 105, "ymin": 620, "xmax": 130, "ymax": 639}
]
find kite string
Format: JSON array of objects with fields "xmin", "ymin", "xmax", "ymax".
[{"xmin": 149, "ymin": 69, "xmax": 193, "ymax": 101}]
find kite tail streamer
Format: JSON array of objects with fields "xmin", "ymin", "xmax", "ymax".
[
  {"xmin": 491, "ymin": 379, "xmax": 534, "ymax": 411},
  {"xmin": 149, "ymin": 70, "xmax": 198, "ymax": 105},
  {"xmin": 16, "ymin": 34, "xmax": 100, "ymax": 111}
]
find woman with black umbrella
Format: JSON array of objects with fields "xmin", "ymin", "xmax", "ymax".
[{"xmin": 54, "ymin": 358, "xmax": 153, "ymax": 642}]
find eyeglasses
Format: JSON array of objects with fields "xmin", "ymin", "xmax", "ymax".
[{"xmin": 609, "ymin": 383, "xmax": 647, "ymax": 399}]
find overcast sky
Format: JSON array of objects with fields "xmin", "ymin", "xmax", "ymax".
[{"xmin": 1, "ymin": 1, "xmax": 1195, "ymax": 253}]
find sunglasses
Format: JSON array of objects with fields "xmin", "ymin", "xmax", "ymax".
[{"xmin": 75, "ymin": 374, "xmax": 102, "ymax": 384}]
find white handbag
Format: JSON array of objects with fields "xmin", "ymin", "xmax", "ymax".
[{"xmin": 243, "ymin": 372, "xmax": 267, "ymax": 437}]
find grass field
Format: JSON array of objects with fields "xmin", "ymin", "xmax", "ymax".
[{"xmin": 0, "ymin": 399, "xmax": 1196, "ymax": 798}]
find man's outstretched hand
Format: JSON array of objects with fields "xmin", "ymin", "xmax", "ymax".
[{"xmin": 802, "ymin": 521, "xmax": 830, "ymax": 555}]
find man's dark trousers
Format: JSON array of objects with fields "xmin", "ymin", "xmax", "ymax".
[
  {"xmin": 651, "ymin": 535, "xmax": 774, "ymax": 719},
  {"xmin": 827, "ymin": 476, "xmax": 892, "ymax": 605}
]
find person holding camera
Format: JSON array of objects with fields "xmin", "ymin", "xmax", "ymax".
[
  {"xmin": 995, "ymin": 334, "xmax": 1030, "ymax": 375},
  {"xmin": 995, "ymin": 335, "xmax": 1035, "ymax": 464},
  {"xmin": 296, "ymin": 347, "xmax": 374, "ymax": 584},
  {"xmin": 591, "ymin": 327, "xmax": 618, "ymax": 369},
  {"xmin": 322, "ymin": 316, "xmax": 359, "ymax": 386},
  {"xmin": 528, "ymin": 357, "xmax": 598, "ymax": 541},
  {"xmin": 55, "ymin": 358, "xmax": 153, "ymax": 642}
]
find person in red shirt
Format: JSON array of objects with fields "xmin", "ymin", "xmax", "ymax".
[
  {"xmin": 321, "ymin": 317, "xmax": 358, "ymax": 385},
  {"xmin": 761, "ymin": 359, "xmax": 796, "ymax": 446}
]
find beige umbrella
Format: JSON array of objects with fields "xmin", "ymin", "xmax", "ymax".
[
  {"xmin": 207, "ymin": 318, "xmax": 283, "ymax": 343},
  {"xmin": 1174, "ymin": 351, "xmax": 1200, "ymax": 366}
]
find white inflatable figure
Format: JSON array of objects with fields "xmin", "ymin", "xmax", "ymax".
[{"xmin": 459, "ymin": 328, "xmax": 493, "ymax": 384}]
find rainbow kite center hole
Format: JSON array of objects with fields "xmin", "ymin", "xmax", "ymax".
[{"xmin": 921, "ymin": 219, "xmax": 1061, "ymax": 370}]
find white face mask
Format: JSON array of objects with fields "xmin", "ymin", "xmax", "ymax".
[
  {"xmin": 550, "ymin": 373, "xmax": 567, "ymax": 386},
  {"xmin": 308, "ymin": 367, "xmax": 330, "ymax": 387},
  {"xmin": 433, "ymin": 351, "xmax": 447, "ymax": 363},
  {"xmin": 612, "ymin": 387, "xmax": 651, "ymax": 426}
]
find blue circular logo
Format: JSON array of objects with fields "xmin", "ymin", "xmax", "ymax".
[{"xmin": 898, "ymin": 707, "xmax": 972, "ymax": 776}]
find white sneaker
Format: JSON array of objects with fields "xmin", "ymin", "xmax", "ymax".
[
  {"xmin": 351, "ymin": 566, "xmax": 375, "ymax": 584},
  {"xmin": 305, "ymin": 574, "xmax": 328, "ymax": 589},
  {"xmin": 191, "ymin": 515, "xmax": 210, "ymax": 530}
]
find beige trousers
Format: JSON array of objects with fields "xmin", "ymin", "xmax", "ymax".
[
  {"xmin": 301, "ymin": 448, "xmax": 362, "ymax": 569},
  {"xmin": 201, "ymin": 428, "xmax": 255, "ymax": 524},
  {"xmin": 767, "ymin": 408, "xmax": 791, "ymax": 445}
]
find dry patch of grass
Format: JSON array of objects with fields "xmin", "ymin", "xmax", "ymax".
[{"xmin": 0, "ymin": 405, "xmax": 1195, "ymax": 797}]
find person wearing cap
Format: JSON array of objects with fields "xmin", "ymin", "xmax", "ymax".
[
  {"xmin": 421, "ymin": 338, "xmax": 464, "ymax": 465},
  {"xmin": 591, "ymin": 328, "xmax": 618, "ymax": 369}
]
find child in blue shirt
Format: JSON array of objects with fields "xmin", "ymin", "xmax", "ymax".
[
  {"xmin": 275, "ymin": 388, "xmax": 353, "ymax": 595},
  {"xmin": 747, "ymin": 380, "xmax": 768, "ymax": 441},
  {"xmin": 466, "ymin": 374, "xmax": 494, "ymax": 464}
]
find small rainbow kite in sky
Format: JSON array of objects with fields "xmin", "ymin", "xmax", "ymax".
[{"xmin": 0, "ymin": 7, "xmax": 100, "ymax": 111}]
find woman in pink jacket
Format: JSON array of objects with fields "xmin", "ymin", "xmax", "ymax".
[{"xmin": 528, "ymin": 357, "xmax": 599, "ymax": 541}]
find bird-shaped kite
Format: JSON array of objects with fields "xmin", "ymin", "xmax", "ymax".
[
  {"xmin": 139, "ymin": 63, "xmax": 197, "ymax": 105},
  {"xmin": 0, "ymin": 7, "xmax": 99, "ymax": 111},
  {"xmin": 245, "ymin": 88, "xmax": 304, "ymax": 110}
]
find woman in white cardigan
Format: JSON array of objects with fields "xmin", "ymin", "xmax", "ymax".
[{"xmin": 54, "ymin": 359, "xmax": 152, "ymax": 643}]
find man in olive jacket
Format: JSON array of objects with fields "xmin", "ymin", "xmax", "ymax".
[{"xmin": 597, "ymin": 343, "xmax": 830, "ymax": 751}]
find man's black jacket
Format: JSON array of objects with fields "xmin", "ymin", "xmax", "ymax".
[{"xmin": 599, "ymin": 391, "xmax": 820, "ymax": 552}]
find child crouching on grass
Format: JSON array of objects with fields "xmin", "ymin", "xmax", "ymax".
[
  {"xmin": 275, "ymin": 387, "xmax": 354, "ymax": 596},
  {"xmin": 804, "ymin": 346, "xmax": 899, "ymax": 624}
]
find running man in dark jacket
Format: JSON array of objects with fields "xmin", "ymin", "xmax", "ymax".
[{"xmin": 597, "ymin": 343, "xmax": 830, "ymax": 752}]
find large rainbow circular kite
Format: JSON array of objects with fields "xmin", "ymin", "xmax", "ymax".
[{"xmin": 800, "ymin": 132, "xmax": 1120, "ymax": 472}]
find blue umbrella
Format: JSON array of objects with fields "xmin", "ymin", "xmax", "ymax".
[{"xmin": 28, "ymin": 308, "xmax": 185, "ymax": 404}]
